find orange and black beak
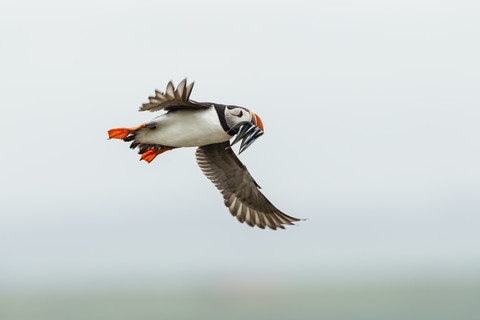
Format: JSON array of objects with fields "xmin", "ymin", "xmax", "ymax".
[
  {"xmin": 252, "ymin": 113, "xmax": 264, "ymax": 131},
  {"xmin": 228, "ymin": 112, "xmax": 265, "ymax": 154}
]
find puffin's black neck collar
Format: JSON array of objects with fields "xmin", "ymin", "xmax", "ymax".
[{"xmin": 213, "ymin": 104, "xmax": 233, "ymax": 135}]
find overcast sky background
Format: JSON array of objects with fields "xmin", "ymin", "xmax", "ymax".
[{"xmin": 1, "ymin": 0, "xmax": 479, "ymax": 291}]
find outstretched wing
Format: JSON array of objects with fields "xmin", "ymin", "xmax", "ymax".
[
  {"xmin": 140, "ymin": 79, "xmax": 207, "ymax": 112},
  {"xmin": 196, "ymin": 141, "xmax": 301, "ymax": 230}
]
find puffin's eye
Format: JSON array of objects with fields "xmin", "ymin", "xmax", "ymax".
[{"xmin": 236, "ymin": 110, "xmax": 243, "ymax": 118}]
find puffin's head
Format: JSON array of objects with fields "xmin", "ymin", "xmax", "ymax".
[{"xmin": 224, "ymin": 106, "xmax": 264, "ymax": 154}]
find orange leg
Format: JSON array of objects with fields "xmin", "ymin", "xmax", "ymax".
[
  {"xmin": 108, "ymin": 124, "xmax": 146, "ymax": 139},
  {"xmin": 141, "ymin": 147, "xmax": 173, "ymax": 163}
]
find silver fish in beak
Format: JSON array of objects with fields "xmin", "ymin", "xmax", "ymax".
[{"xmin": 227, "ymin": 121, "xmax": 264, "ymax": 154}]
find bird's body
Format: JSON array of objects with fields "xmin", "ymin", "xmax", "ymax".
[
  {"xmin": 134, "ymin": 106, "xmax": 232, "ymax": 147},
  {"xmin": 108, "ymin": 79, "xmax": 302, "ymax": 230}
]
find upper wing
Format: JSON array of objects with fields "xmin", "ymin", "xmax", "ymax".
[
  {"xmin": 196, "ymin": 141, "xmax": 301, "ymax": 230},
  {"xmin": 140, "ymin": 79, "xmax": 207, "ymax": 112}
]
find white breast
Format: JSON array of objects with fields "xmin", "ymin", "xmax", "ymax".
[{"xmin": 134, "ymin": 106, "xmax": 232, "ymax": 147}]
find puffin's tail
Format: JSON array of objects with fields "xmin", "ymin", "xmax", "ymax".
[{"xmin": 108, "ymin": 123, "xmax": 173, "ymax": 163}]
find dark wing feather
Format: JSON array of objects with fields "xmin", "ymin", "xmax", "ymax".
[
  {"xmin": 196, "ymin": 142, "xmax": 301, "ymax": 230},
  {"xmin": 140, "ymin": 79, "xmax": 206, "ymax": 112}
]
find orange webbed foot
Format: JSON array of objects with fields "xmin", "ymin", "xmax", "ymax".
[
  {"xmin": 108, "ymin": 128, "xmax": 131, "ymax": 139},
  {"xmin": 108, "ymin": 124, "xmax": 146, "ymax": 139},
  {"xmin": 140, "ymin": 147, "xmax": 173, "ymax": 163}
]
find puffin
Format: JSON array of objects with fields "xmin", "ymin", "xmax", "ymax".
[{"xmin": 108, "ymin": 79, "xmax": 301, "ymax": 230}]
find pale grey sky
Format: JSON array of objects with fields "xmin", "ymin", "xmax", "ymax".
[{"xmin": 1, "ymin": 0, "xmax": 479, "ymax": 289}]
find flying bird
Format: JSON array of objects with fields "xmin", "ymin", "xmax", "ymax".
[{"xmin": 108, "ymin": 79, "xmax": 301, "ymax": 230}]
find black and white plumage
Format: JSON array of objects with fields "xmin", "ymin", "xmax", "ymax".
[{"xmin": 108, "ymin": 79, "xmax": 302, "ymax": 230}]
